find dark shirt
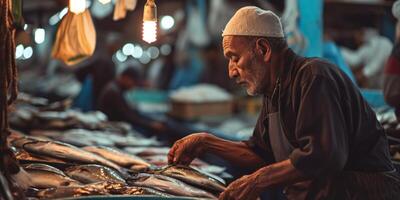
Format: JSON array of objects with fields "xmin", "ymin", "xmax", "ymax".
[
  {"xmin": 97, "ymin": 81, "xmax": 152, "ymax": 129},
  {"xmin": 384, "ymin": 42, "xmax": 400, "ymax": 118},
  {"xmin": 246, "ymin": 49, "xmax": 394, "ymax": 199},
  {"xmin": 75, "ymin": 56, "xmax": 116, "ymax": 108}
]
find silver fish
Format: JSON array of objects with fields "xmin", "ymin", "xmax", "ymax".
[
  {"xmin": 158, "ymin": 165, "xmax": 226, "ymax": 193},
  {"xmin": 82, "ymin": 146, "xmax": 151, "ymax": 170},
  {"xmin": 65, "ymin": 164, "xmax": 126, "ymax": 184},
  {"xmin": 35, "ymin": 183, "xmax": 107, "ymax": 199},
  {"xmin": 34, "ymin": 181, "xmax": 170, "ymax": 199},
  {"xmin": 58, "ymin": 129, "xmax": 115, "ymax": 147},
  {"xmin": 11, "ymin": 136, "xmax": 50, "ymax": 149},
  {"xmin": 15, "ymin": 148, "xmax": 67, "ymax": 164},
  {"xmin": 23, "ymin": 163, "xmax": 81, "ymax": 188},
  {"xmin": 22, "ymin": 140, "xmax": 121, "ymax": 171},
  {"xmin": 7, "ymin": 130, "xmax": 25, "ymax": 146},
  {"xmin": 128, "ymin": 173, "xmax": 217, "ymax": 199},
  {"xmin": 124, "ymin": 147, "xmax": 170, "ymax": 157},
  {"xmin": 115, "ymin": 135, "xmax": 161, "ymax": 147}
]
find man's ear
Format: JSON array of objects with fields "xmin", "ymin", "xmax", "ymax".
[{"xmin": 255, "ymin": 38, "xmax": 272, "ymax": 63}]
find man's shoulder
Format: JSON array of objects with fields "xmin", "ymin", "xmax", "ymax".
[
  {"xmin": 300, "ymin": 58, "xmax": 337, "ymax": 74},
  {"xmin": 295, "ymin": 58, "xmax": 342, "ymax": 84}
]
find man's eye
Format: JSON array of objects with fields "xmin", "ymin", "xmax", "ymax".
[{"xmin": 231, "ymin": 56, "xmax": 239, "ymax": 62}]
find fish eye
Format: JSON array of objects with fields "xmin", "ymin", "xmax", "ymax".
[{"xmin": 62, "ymin": 182, "xmax": 71, "ymax": 186}]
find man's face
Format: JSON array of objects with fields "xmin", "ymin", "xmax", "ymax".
[{"xmin": 222, "ymin": 36, "xmax": 270, "ymax": 96}]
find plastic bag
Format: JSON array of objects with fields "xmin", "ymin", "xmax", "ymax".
[
  {"xmin": 125, "ymin": 0, "xmax": 137, "ymax": 11},
  {"xmin": 113, "ymin": 0, "xmax": 127, "ymax": 21},
  {"xmin": 113, "ymin": 0, "xmax": 137, "ymax": 21},
  {"xmin": 51, "ymin": 10, "xmax": 96, "ymax": 66}
]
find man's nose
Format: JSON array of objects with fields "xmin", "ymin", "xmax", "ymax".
[
  {"xmin": 229, "ymin": 68, "xmax": 239, "ymax": 79},
  {"xmin": 228, "ymin": 64, "xmax": 239, "ymax": 78}
]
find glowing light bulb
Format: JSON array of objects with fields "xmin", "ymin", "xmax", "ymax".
[
  {"xmin": 143, "ymin": 21, "xmax": 157, "ymax": 43},
  {"xmin": 69, "ymin": 0, "xmax": 86, "ymax": 14},
  {"xmin": 142, "ymin": 0, "xmax": 157, "ymax": 44},
  {"xmin": 34, "ymin": 28, "xmax": 45, "ymax": 44}
]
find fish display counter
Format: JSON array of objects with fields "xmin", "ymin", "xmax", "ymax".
[{"xmin": 7, "ymin": 94, "xmax": 228, "ymax": 200}]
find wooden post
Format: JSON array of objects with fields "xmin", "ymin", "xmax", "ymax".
[{"xmin": 0, "ymin": 0, "xmax": 20, "ymax": 199}]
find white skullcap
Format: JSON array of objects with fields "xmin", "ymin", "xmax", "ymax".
[
  {"xmin": 393, "ymin": 0, "xmax": 400, "ymax": 20},
  {"xmin": 222, "ymin": 6, "xmax": 284, "ymax": 38}
]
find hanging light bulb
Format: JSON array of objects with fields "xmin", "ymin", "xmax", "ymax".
[
  {"xmin": 69, "ymin": 0, "xmax": 86, "ymax": 14},
  {"xmin": 142, "ymin": 0, "xmax": 157, "ymax": 43}
]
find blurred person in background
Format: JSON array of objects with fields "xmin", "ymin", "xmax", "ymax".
[
  {"xmin": 73, "ymin": 32, "xmax": 120, "ymax": 111},
  {"xmin": 97, "ymin": 67, "xmax": 166, "ymax": 134},
  {"xmin": 341, "ymin": 28, "xmax": 393, "ymax": 89},
  {"xmin": 384, "ymin": 0, "xmax": 400, "ymax": 120}
]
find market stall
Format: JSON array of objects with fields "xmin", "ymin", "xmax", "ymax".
[{"xmin": 1, "ymin": 0, "xmax": 400, "ymax": 200}]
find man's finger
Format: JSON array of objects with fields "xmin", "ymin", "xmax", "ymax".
[
  {"xmin": 167, "ymin": 143, "xmax": 179, "ymax": 164},
  {"xmin": 219, "ymin": 190, "xmax": 230, "ymax": 200},
  {"xmin": 172, "ymin": 146, "xmax": 186, "ymax": 164}
]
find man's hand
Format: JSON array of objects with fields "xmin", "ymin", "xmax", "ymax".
[
  {"xmin": 219, "ymin": 174, "xmax": 260, "ymax": 200},
  {"xmin": 168, "ymin": 133, "xmax": 209, "ymax": 165}
]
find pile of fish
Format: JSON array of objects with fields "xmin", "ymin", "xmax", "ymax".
[
  {"xmin": 376, "ymin": 108, "xmax": 400, "ymax": 163},
  {"xmin": 10, "ymin": 94, "xmax": 131, "ymax": 134},
  {"xmin": 8, "ymin": 95, "xmax": 228, "ymax": 199},
  {"xmin": 377, "ymin": 109, "xmax": 400, "ymax": 137},
  {"xmin": 9, "ymin": 133, "xmax": 227, "ymax": 199}
]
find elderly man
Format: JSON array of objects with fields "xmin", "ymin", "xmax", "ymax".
[{"xmin": 168, "ymin": 6, "xmax": 400, "ymax": 200}]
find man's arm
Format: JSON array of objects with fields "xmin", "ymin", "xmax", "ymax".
[
  {"xmin": 219, "ymin": 159, "xmax": 308, "ymax": 200},
  {"xmin": 204, "ymin": 134, "xmax": 267, "ymax": 172},
  {"xmin": 253, "ymin": 159, "xmax": 307, "ymax": 189},
  {"xmin": 168, "ymin": 133, "xmax": 266, "ymax": 172}
]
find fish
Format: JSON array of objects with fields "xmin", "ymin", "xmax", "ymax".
[
  {"xmin": 38, "ymin": 98, "xmax": 72, "ymax": 112},
  {"xmin": 82, "ymin": 146, "xmax": 151, "ymax": 170},
  {"xmin": 57, "ymin": 129, "xmax": 115, "ymax": 147},
  {"xmin": 30, "ymin": 130, "xmax": 63, "ymax": 139},
  {"xmin": 124, "ymin": 147, "xmax": 171, "ymax": 157},
  {"xmin": 142, "ymin": 155, "xmax": 208, "ymax": 168},
  {"xmin": 15, "ymin": 148, "xmax": 67, "ymax": 164},
  {"xmin": 156, "ymin": 165, "xmax": 226, "ymax": 193},
  {"xmin": 16, "ymin": 92, "xmax": 49, "ymax": 106},
  {"xmin": 127, "ymin": 173, "xmax": 217, "ymax": 199},
  {"xmin": 113, "ymin": 135, "xmax": 161, "ymax": 147},
  {"xmin": 22, "ymin": 163, "xmax": 81, "ymax": 188},
  {"xmin": 65, "ymin": 164, "xmax": 126, "ymax": 184},
  {"xmin": 11, "ymin": 136, "xmax": 50, "ymax": 149},
  {"xmin": 22, "ymin": 140, "xmax": 122, "ymax": 171},
  {"xmin": 98, "ymin": 121, "xmax": 132, "ymax": 135},
  {"xmin": 34, "ymin": 181, "xmax": 171, "ymax": 199},
  {"xmin": 6, "ymin": 130, "xmax": 25, "ymax": 146},
  {"xmin": 34, "ymin": 183, "xmax": 107, "ymax": 199}
]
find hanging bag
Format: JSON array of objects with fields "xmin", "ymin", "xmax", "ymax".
[{"xmin": 51, "ymin": 10, "xmax": 96, "ymax": 66}]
